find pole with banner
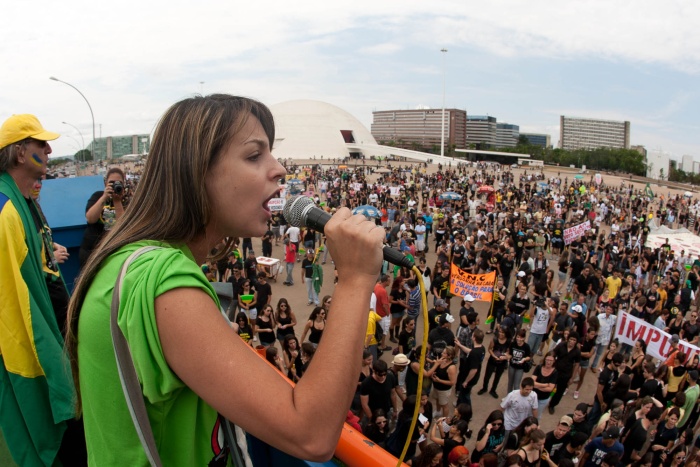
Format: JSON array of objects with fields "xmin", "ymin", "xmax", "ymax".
[{"xmin": 484, "ymin": 274, "xmax": 498, "ymax": 325}]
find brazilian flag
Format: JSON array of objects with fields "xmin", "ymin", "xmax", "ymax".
[
  {"xmin": 645, "ymin": 183, "xmax": 654, "ymax": 199},
  {"xmin": 0, "ymin": 173, "xmax": 76, "ymax": 466}
]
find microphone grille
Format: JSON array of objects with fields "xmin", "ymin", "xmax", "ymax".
[{"xmin": 283, "ymin": 196, "xmax": 313, "ymax": 227}]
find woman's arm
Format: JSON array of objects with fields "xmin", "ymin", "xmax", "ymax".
[
  {"xmin": 487, "ymin": 339, "xmax": 496, "ymax": 359},
  {"xmin": 283, "ymin": 350, "xmax": 292, "ymax": 370},
  {"xmin": 429, "ymin": 419, "xmax": 445, "ymax": 445},
  {"xmin": 475, "ymin": 427, "xmax": 492, "ymax": 452},
  {"xmin": 85, "ymin": 191, "xmax": 109, "ymax": 224},
  {"xmin": 289, "ymin": 311, "xmax": 297, "ymax": 328},
  {"xmin": 446, "ymin": 364, "xmax": 457, "ymax": 386},
  {"xmin": 157, "ymin": 241, "xmax": 382, "ymax": 461},
  {"xmin": 301, "ymin": 321, "xmax": 312, "ymax": 343}
]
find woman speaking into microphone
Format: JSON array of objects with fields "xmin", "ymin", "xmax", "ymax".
[{"xmin": 65, "ymin": 94, "xmax": 386, "ymax": 465}]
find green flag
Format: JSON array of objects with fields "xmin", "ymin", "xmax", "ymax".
[
  {"xmin": 645, "ymin": 183, "xmax": 654, "ymax": 198},
  {"xmin": 0, "ymin": 173, "xmax": 76, "ymax": 467}
]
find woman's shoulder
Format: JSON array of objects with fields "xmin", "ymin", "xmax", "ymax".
[{"xmin": 97, "ymin": 241, "xmax": 214, "ymax": 299}]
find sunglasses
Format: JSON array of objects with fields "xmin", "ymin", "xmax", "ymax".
[
  {"xmin": 375, "ymin": 372, "xmax": 387, "ymax": 377},
  {"xmin": 491, "ymin": 422, "xmax": 502, "ymax": 427},
  {"xmin": 23, "ymin": 138, "xmax": 48, "ymax": 148}
]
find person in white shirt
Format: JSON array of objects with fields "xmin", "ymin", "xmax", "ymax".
[
  {"xmin": 501, "ymin": 377, "xmax": 539, "ymax": 431},
  {"xmin": 591, "ymin": 304, "xmax": 617, "ymax": 371},
  {"xmin": 414, "ymin": 219, "xmax": 426, "ymax": 257},
  {"xmin": 528, "ymin": 299, "xmax": 554, "ymax": 356},
  {"xmin": 407, "ymin": 198, "xmax": 417, "ymax": 212}
]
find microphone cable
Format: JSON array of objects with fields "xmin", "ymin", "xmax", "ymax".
[{"xmin": 396, "ymin": 266, "xmax": 430, "ymax": 467}]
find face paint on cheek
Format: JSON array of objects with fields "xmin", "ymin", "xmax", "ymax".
[{"xmin": 31, "ymin": 153, "xmax": 44, "ymax": 167}]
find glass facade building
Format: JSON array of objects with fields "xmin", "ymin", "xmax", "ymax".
[{"xmin": 91, "ymin": 134, "xmax": 150, "ymax": 160}]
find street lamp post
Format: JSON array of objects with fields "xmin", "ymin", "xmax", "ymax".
[
  {"xmin": 50, "ymin": 77, "xmax": 96, "ymax": 165},
  {"xmin": 62, "ymin": 121, "xmax": 85, "ymax": 160},
  {"xmin": 440, "ymin": 48, "xmax": 448, "ymax": 159}
]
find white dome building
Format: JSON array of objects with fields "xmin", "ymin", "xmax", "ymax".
[
  {"xmin": 270, "ymin": 100, "xmax": 376, "ymax": 160},
  {"xmin": 269, "ymin": 99, "xmax": 458, "ymax": 164}
]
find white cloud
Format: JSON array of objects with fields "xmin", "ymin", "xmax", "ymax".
[{"xmin": 1, "ymin": 0, "xmax": 698, "ymax": 158}]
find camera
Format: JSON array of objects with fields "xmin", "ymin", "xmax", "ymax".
[
  {"xmin": 431, "ymin": 340, "xmax": 447, "ymax": 360},
  {"xmin": 110, "ymin": 180, "xmax": 124, "ymax": 196}
]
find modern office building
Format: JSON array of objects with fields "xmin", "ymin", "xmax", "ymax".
[
  {"xmin": 495, "ymin": 123, "xmax": 520, "ymax": 148},
  {"xmin": 521, "ymin": 133, "xmax": 551, "ymax": 148},
  {"xmin": 370, "ymin": 108, "xmax": 467, "ymax": 152},
  {"xmin": 559, "ymin": 116, "xmax": 630, "ymax": 151},
  {"xmin": 92, "ymin": 134, "xmax": 150, "ymax": 160},
  {"xmin": 466, "ymin": 115, "xmax": 497, "ymax": 148},
  {"xmin": 682, "ymin": 154, "xmax": 696, "ymax": 173}
]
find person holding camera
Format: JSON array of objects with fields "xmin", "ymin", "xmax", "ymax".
[{"xmin": 79, "ymin": 167, "xmax": 126, "ymax": 267}]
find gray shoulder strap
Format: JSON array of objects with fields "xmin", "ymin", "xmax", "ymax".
[{"xmin": 110, "ymin": 245, "xmax": 163, "ymax": 467}]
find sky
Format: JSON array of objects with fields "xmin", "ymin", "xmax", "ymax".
[{"xmin": 2, "ymin": 0, "xmax": 699, "ymax": 160}]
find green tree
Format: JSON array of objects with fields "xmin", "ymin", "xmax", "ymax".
[{"xmin": 74, "ymin": 149, "xmax": 93, "ymax": 162}]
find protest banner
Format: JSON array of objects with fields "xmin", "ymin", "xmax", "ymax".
[
  {"xmin": 449, "ymin": 264, "xmax": 495, "ymax": 302},
  {"xmin": 389, "ymin": 186, "xmax": 402, "ymax": 196},
  {"xmin": 563, "ymin": 220, "xmax": 591, "ymax": 245},
  {"xmin": 267, "ymin": 198, "xmax": 286, "ymax": 212},
  {"xmin": 614, "ymin": 310, "xmax": 700, "ymax": 362}
]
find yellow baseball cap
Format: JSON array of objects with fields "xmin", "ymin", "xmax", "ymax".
[{"xmin": 0, "ymin": 114, "xmax": 60, "ymax": 149}]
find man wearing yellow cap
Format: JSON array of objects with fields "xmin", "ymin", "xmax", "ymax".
[{"xmin": 0, "ymin": 114, "xmax": 86, "ymax": 465}]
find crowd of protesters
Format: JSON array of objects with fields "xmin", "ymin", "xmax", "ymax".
[
  {"xmin": 55, "ymin": 155, "xmax": 700, "ymax": 466},
  {"xmin": 215, "ymin": 159, "xmax": 700, "ymax": 467}
]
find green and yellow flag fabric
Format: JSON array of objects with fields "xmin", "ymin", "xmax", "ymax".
[
  {"xmin": 645, "ymin": 183, "xmax": 654, "ymax": 199},
  {"xmin": 0, "ymin": 172, "xmax": 75, "ymax": 466}
]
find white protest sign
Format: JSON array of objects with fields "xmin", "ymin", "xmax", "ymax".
[
  {"xmin": 267, "ymin": 198, "xmax": 286, "ymax": 212},
  {"xmin": 614, "ymin": 310, "xmax": 700, "ymax": 362},
  {"xmin": 563, "ymin": 220, "xmax": 591, "ymax": 245}
]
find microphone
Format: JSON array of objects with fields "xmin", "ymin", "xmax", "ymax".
[{"xmin": 283, "ymin": 196, "xmax": 414, "ymax": 269}]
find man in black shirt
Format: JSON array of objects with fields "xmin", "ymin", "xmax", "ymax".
[
  {"xmin": 682, "ymin": 311, "xmax": 700, "ymax": 345},
  {"xmin": 621, "ymin": 406, "xmax": 662, "ymax": 464},
  {"xmin": 254, "ymin": 272, "xmax": 272, "ymax": 313},
  {"xmin": 589, "ymin": 353, "xmax": 623, "ymax": 424},
  {"xmin": 572, "ymin": 266, "xmax": 591, "ymax": 297},
  {"xmin": 360, "ymin": 360, "xmax": 398, "ymax": 421},
  {"xmin": 510, "ymin": 282, "xmax": 531, "ymax": 320},
  {"xmin": 456, "ymin": 329, "xmax": 485, "ymax": 406},
  {"xmin": 550, "ymin": 432, "xmax": 588, "ymax": 465},
  {"xmin": 244, "ymin": 249, "xmax": 258, "ymax": 280},
  {"xmin": 261, "ymin": 228, "xmax": 274, "ymax": 258},
  {"xmin": 567, "ymin": 403, "xmax": 592, "ymax": 437},
  {"xmin": 427, "ymin": 299, "xmax": 449, "ymax": 332},
  {"xmin": 638, "ymin": 362, "xmax": 665, "ymax": 400},
  {"xmin": 500, "ymin": 250, "xmax": 516, "ymax": 289},
  {"xmin": 451, "ymin": 237, "xmax": 466, "ymax": 265},
  {"xmin": 226, "ymin": 266, "xmax": 246, "ymax": 318},
  {"xmin": 544, "ymin": 415, "xmax": 572, "ymax": 459},
  {"xmin": 428, "ymin": 314, "xmax": 455, "ymax": 349},
  {"xmin": 568, "ymin": 251, "xmax": 585, "ymax": 290},
  {"xmin": 548, "ymin": 332, "xmax": 581, "ymax": 414},
  {"xmin": 432, "ymin": 268, "xmax": 452, "ymax": 307}
]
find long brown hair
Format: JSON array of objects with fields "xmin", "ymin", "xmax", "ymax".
[{"xmin": 64, "ymin": 94, "xmax": 275, "ymax": 413}]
